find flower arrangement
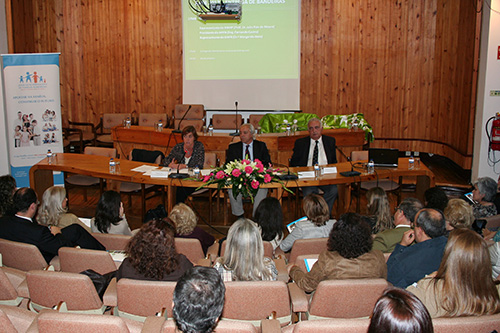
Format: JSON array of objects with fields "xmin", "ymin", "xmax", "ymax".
[
  {"xmin": 197, "ymin": 159, "xmax": 293, "ymax": 202},
  {"xmin": 275, "ymin": 118, "xmax": 299, "ymax": 133}
]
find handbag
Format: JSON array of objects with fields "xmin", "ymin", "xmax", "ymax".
[{"xmin": 80, "ymin": 269, "xmax": 117, "ymax": 300}]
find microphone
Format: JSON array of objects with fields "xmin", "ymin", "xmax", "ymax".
[
  {"xmin": 169, "ymin": 150, "xmax": 189, "ymax": 179},
  {"xmin": 173, "ymin": 105, "xmax": 192, "ymax": 133},
  {"xmin": 336, "ymin": 148, "xmax": 361, "ymax": 177},
  {"xmin": 229, "ymin": 101, "xmax": 239, "ymax": 136},
  {"xmin": 274, "ymin": 161, "xmax": 298, "ymax": 181}
]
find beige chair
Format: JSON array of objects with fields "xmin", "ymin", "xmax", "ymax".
[
  {"xmin": 248, "ymin": 114, "xmax": 265, "ymax": 129},
  {"xmin": 26, "ymin": 270, "xmax": 106, "ymax": 314},
  {"xmin": 432, "ymin": 313, "xmax": 500, "ymax": 332},
  {"xmin": 287, "ymin": 238, "xmax": 328, "ymax": 265},
  {"xmin": 174, "ymin": 238, "xmax": 209, "ymax": 266},
  {"xmin": 0, "ymin": 305, "xmax": 37, "ymax": 333},
  {"xmin": 95, "ymin": 113, "xmax": 131, "ymax": 147},
  {"xmin": 212, "ymin": 114, "xmax": 243, "ymax": 130},
  {"xmin": 61, "ymin": 116, "xmax": 99, "ymax": 152},
  {"xmin": 485, "ymin": 214, "xmax": 500, "ymax": 230},
  {"xmin": 282, "ymin": 318, "xmax": 370, "ymax": 333},
  {"xmin": 64, "ymin": 146, "xmax": 117, "ymax": 201},
  {"xmin": 58, "ymin": 247, "xmax": 118, "ymax": 274},
  {"xmin": 139, "ymin": 113, "xmax": 169, "ymax": 127},
  {"xmin": 91, "ymin": 233, "xmax": 131, "ymax": 251},
  {"xmin": 173, "ymin": 104, "xmax": 205, "ymax": 132},
  {"xmin": 160, "ymin": 319, "xmax": 260, "ymax": 333},
  {"xmin": 289, "ymin": 279, "xmax": 389, "ymax": 320},
  {"xmin": 0, "ymin": 267, "xmax": 27, "ymax": 306},
  {"xmin": 0, "ymin": 238, "xmax": 56, "ymax": 271}
]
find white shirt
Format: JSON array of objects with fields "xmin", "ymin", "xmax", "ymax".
[{"xmin": 307, "ymin": 136, "xmax": 328, "ymax": 166}]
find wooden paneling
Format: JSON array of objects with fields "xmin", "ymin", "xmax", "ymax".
[{"xmin": 9, "ymin": 0, "xmax": 480, "ymax": 169}]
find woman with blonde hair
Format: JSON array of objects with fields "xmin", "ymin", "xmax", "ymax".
[
  {"xmin": 213, "ymin": 218, "xmax": 277, "ymax": 281},
  {"xmin": 443, "ymin": 198, "xmax": 474, "ymax": 230},
  {"xmin": 169, "ymin": 203, "xmax": 215, "ymax": 255},
  {"xmin": 37, "ymin": 186, "xmax": 91, "ymax": 232},
  {"xmin": 366, "ymin": 187, "xmax": 393, "ymax": 234},
  {"xmin": 407, "ymin": 228, "xmax": 500, "ymax": 317}
]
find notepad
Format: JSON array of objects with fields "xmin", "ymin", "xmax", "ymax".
[
  {"xmin": 304, "ymin": 258, "xmax": 318, "ymax": 272},
  {"xmin": 108, "ymin": 250, "xmax": 127, "ymax": 263}
]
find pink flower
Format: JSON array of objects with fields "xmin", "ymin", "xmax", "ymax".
[
  {"xmin": 232, "ymin": 169, "xmax": 242, "ymax": 177},
  {"xmin": 243, "ymin": 159, "xmax": 251, "ymax": 165},
  {"xmin": 264, "ymin": 174, "xmax": 272, "ymax": 183},
  {"xmin": 255, "ymin": 160, "xmax": 264, "ymax": 172},
  {"xmin": 245, "ymin": 166, "xmax": 254, "ymax": 174},
  {"xmin": 203, "ymin": 175, "xmax": 211, "ymax": 182},
  {"xmin": 251, "ymin": 180, "xmax": 260, "ymax": 189},
  {"xmin": 215, "ymin": 171, "xmax": 226, "ymax": 179}
]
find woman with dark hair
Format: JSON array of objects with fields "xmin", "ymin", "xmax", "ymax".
[
  {"xmin": 368, "ymin": 288, "xmax": 434, "ymax": 333},
  {"xmin": 163, "ymin": 125, "xmax": 205, "ymax": 203},
  {"xmin": 253, "ymin": 197, "xmax": 284, "ymax": 251},
  {"xmin": 366, "ymin": 187, "xmax": 393, "ymax": 234},
  {"xmin": 288, "ymin": 212, "xmax": 387, "ymax": 292},
  {"xmin": 280, "ymin": 194, "xmax": 336, "ymax": 252},
  {"xmin": 90, "ymin": 190, "xmax": 132, "ymax": 235},
  {"xmin": 0, "ymin": 175, "xmax": 16, "ymax": 217},
  {"xmin": 407, "ymin": 228, "xmax": 500, "ymax": 317},
  {"xmin": 117, "ymin": 218, "xmax": 193, "ymax": 281},
  {"xmin": 424, "ymin": 187, "xmax": 449, "ymax": 212}
]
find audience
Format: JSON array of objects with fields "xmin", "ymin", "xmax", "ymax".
[
  {"xmin": 368, "ymin": 287, "xmax": 434, "ymax": 333},
  {"xmin": 213, "ymin": 218, "xmax": 277, "ymax": 281},
  {"xmin": 169, "ymin": 203, "xmax": 215, "ymax": 255},
  {"xmin": 366, "ymin": 187, "xmax": 394, "ymax": 234},
  {"xmin": 443, "ymin": 198, "xmax": 474, "ymax": 231},
  {"xmin": 424, "ymin": 187, "xmax": 449, "ymax": 212},
  {"xmin": 288, "ymin": 213, "xmax": 387, "ymax": 293},
  {"xmin": 91, "ymin": 190, "xmax": 132, "ymax": 235},
  {"xmin": 407, "ymin": 228, "xmax": 500, "ymax": 317},
  {"xmin": 37, "ymin": 186, "xmax": 91, "ymax": 232},
  {"xmin": 0, "ymin": 187, "xmax": 104, "ymax": 263},
  {"xmin": 387, "ymin": 208, "xmax": 447, "ymax": 288},
  {"xmin": 373, "ymin": 198, "xmax": 423, "ymax": 253},
  {"xmin": 0, "ymin": 174, "xmax": 16, "ymax": 217},
  {"xmin": 253, "ymin": 197, "xmax": 284, "ymax": 251},
  {"xmin": 173, "ymin": 266, "xmax": 225, "ymax": 333},
  {"xmin": 280, "ymin": 194, "xmax": 335, "ymax": 252},
  {"xmin": 116, "ymin": 218, "xmax": 193, "ymax": 281},
  {"xmin": 471, "ymin": 177, "xmax": 498, "ymax": 219}
]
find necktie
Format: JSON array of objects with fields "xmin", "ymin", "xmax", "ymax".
[
  {"xmin": 312, "ymin": 140, "xmax": 319, "ymax": 165},
  {"xmin": 245, "ymin": 145, "xmax": 250, "ymax": 160}
]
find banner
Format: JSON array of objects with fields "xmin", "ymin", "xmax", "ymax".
[{"xmin": 1, "ymin": 53, "xmax": 63, "ymax": 188}]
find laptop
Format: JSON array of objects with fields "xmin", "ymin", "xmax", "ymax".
[{"xmin": 368, "ymin": 148, "xmax": 399, "ymax": 168}]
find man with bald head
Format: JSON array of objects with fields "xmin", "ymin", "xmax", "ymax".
[{"xmin": 386, "ymin": 208, "xmax": 448, "ymax": 288}]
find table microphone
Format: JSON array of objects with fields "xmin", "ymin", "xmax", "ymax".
[
  {"xmin": 169, "ymin": 150, "xmax": 189, "ymax": 179},
  {"xmin": 274, "ymin": 162, "xmax": 298, "ymax": 181},
  {"xmin": 173, "ymin": 105, "xmax": 192, "ymax": 134},
  {"xmin": 336, "ymin": 147, "xmax": 361, "ymax": 177},
  {"xmin": 229, "ymin": 101, "xmax": 239, "ymax": 136}
]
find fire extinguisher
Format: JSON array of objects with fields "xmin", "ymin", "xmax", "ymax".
[{"xmin": 486, "ymin": 113, "xmax": 500, "ymax": 151}]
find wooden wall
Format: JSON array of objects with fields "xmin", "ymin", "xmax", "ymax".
[{"xmin": 7, "ymin": 0, "xmax": 481, "ymax": 169}]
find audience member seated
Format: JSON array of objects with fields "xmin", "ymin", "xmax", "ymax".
[
  {"xmin": 280, "ymin": 194, "xmax": 336, "ymax": 252},
  {"xmin": 443, "ymin": 198, "xmax": 474, "ymax": 231},
  {"xmin": 288, "ymin": 212, "xmax": 387, "ymax": 293},
  {"xmin": 253, "ymin": 197, "xmax": 284, "ymax": 251},
  {"xmin": 173, "ymin": 266, "xmax": 225, "ymax": 333},
  {"xmin": 368, "ymin": 287, "xmax": 433, "ymax": 333},
  {"xmin": 37, "ymin": 186, "xmax": 91, "ymax": 233},
  {"xmin": 407, "ymin": 228, "xmax": 500, "ymax": 318},
  {"xmin": 366, "ymin": 187, "xmax": 394, "ymax": 234},
  {"xmin": 494, "ymin": 175, "xmax": 500, "ymax": 213},
  {"xmin": 169, "ymin": 203, "xmax": 215, "ymax": 255},
  {"xmin": 387, "ymin": 208, "xmax": 447, "ymax": 288},
  {"xmin": 213, "ymin": 218, "xmax": 277, "ymax": 281},
  {"xmin": 0, "ymin": 175, "xmax": 16, "ymax": 217},
  {"xmin": 471, "ymin": 177, "xmax": 498, "ymax": 219},
  {"xmin": 0, "ymin": 187, "xmax": 104, "ymax": 263},
  {"xmin": 373, "ymin": 198, "xmax": 423, "ymax": 253},
  {"xmin": 116, "ymin": 218, "xmax": 193, "ymax": 281},
  {"xmin": 91, "ymin": 190, "xmax": 132, "ymax": 235},
  {"xmin": 424, "ymin": 187, "xmax": 449, "ymax": 212}
]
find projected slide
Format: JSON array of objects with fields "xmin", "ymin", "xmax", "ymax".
[{"xmin": 183, "ymin": 0, "xmax": 299, "ymax": 81}]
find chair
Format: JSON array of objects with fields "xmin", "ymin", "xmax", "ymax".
[
  {"xmin": 220, "ymin": 240, "xmax": 274, "ymax": 259},
  {"xmin": 485, "ymin": 214, "xmax": 500, "ymax": 230},
  {"xmin": 173, "ymin": 104, "xmax": 205, "ymax": 132},
  {"xmin": 0, "ymin": 267, "xmax": 27, "ymax": 306},
  {"xmin": 91, "ymin": 233, "xmax": 131, "ymax": 251},
  {"xmin": 0, "ymin": 305, "xmax": 37, "ymax": 333},
  {"xmin": 61, "ymin": 116, "xmax": 99, "ymax": 153},
  {"xmin": 432, "ymin": 313, "xmax": 500, "ymax": 332},
  {"xmin": 248, "ymin": 114, "xmax": 265, "ymax": 130},
  {"xmin": 64, "ymin": 146, "xmax": 117, "ymax": 201},
  {"xmin": 139, "ymin": 113, "xmax": 169, "ymax": 127},
  {"xmin": 26, "ymin": 270, "xmax": 106, "ymax": 314},
  {"xmin": 287, "ymin": 238, "xmax": 328, "ymax": 265},
  {"xmin": 212, "ymin": 114, "xmax": 243, "ymax": 130},
  {"xmin": 222, "ymin": 281, "xmax": 292, "ymax": 326},
  {"xmin": 95, "ymin": 113, "xmax": 131, "ymax": 147},
  {"xmin": 0, "ymin": 238, "xmax": 55, "ymax": 271},
  {"xmin": 160, "ymin": 319, "xmax": 260, "ymax": 333},
  {"xmin": 289, "ymin": 279, "xmax": 389, "ymax": 320},
  {"xmin": 174, "ymin": 238, "xmax": 210, "ymax": 266},
  {"xmin": 282, "ymin": 318, "xmax": 370, "ymax": 333},
  {"xmin": 119, "ymin": 148, "xmax": 165, "ymax": 219},
  {"xmin": 58, "ymin": 247, "xmax": 118, "ymax": 274},
  {"xmin": 351, "ymin": 150, "xmax": 401, "ymax": 212}
]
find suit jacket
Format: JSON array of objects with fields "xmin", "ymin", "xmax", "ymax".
[
  {"xmin": 290, "ymin": 135, "xmax": 337, "ymax": 167},
  {"xmin": 372, "ymin": 226, "xmax": 411, "ymax": 253},
  {"xmin": 226, "ymin": 140, "xmax": 272, "ymax": 166}
]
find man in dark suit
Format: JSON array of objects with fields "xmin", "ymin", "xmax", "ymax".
[
  {"xmin": 0, "ymin": 187, "xmax": 105, "ymax": 263},
  {"xmin": 226, "ymin": 123, "xmax": 271, "ymax": 218},
  {"xmin": 290, "ymin": 118, "xmax": 338, "ymax": 214}
]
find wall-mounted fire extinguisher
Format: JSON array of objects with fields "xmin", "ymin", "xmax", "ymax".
[{"xmin": 486, "ymin": 112, "xmax": 500, "ymax": 152}]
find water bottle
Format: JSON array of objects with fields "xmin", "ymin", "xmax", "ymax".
[
  {"xmin": 157, "ymin": 119, "xmax": 163, "ymax": 132},
  {"xmin": 314, "ymin": 164, "xmax": 320, "ymax": 178},
  {"xmin": 367, "ymin": 159, "xmax": 375, "ymax": 174},
  {"xmin": 286, "ymin": 124, "xmax": 291, "ymax": 136},
  {"xmin": 109, "ymin": 158, "xmax": 116, "ymax": 174},
  {"xmin": 125, "ymin": 117, "xmax": 131, "ymax": 129},
  {"xmin": 193, "ymin": 166, "xmax": 200, "ymax": 179},
  {"xmin": 409, "ymin": 155, "xmax": 415, "ymax": 170},
  {"xmin": 47, "ymin": 149, "xmax": 53, "ymax": 164},
  {"xmin": 208, "ymin": 123, "xmax": 214, "ymax": 136}
]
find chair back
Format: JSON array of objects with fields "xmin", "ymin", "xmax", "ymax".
[
  {"xmin": 0, "ymin": 305, "xmax": 37, "ymax": 333},
  {"xmin": 0, "ymin": 238, "xmax": 50, "ymax": 271},
  {"xmin": 485, "ymin": 214, "xmax": 500, "ymax": 230},
  {"xmin": 350, "ymin": 150, "xmax": 368, "ymax": 162},
  {"xmin": 130, "ymin": 148, "xmax": 164, "ymax": 164},
  {"xmin": 59, "ymin": 247, "xmax": 117, "ymax": 275},
  {"xmin": 288, "ymin": 238, "xmax": 328, "ymax": 265},
  {"xmin": 174, "ymin": 238, "xmax": 205, "ymax": 264},
  {"xmin": 212, "ymin": 114, "xmax": 243, "ymax": 130},
  {"xmin": 161, "ymin": 319, "xmax": 258, "ymax": 333},
  {"xmin": 308, "ymin": 279, "xmax": 388, "ymax": 319},
  {"xmin": 91, "ymin": 233, "xmax": 131, "ymax": 251},
  {"xmin": 174, "ymin": 119, "xmax": 205, "ymax": 132},
  {"xmin": 84, "ymin": 146, "xmax": 117, "ymax": 158},
  {"xmin": 174, "ymin": 104, "xmax": 205, "ymax": 120},
  {"xmin": 204, "ymin": 152, "xmax": 218, "ymax": 168},
  {"xmin": 432, "ymin": 313, "xmax": 500, "ymax": 333},
  {"xmin": 248, "ymin": 114, "xmax": 265, "ymax": 129},
  {"xmin": 287, "ymin": 318, "xmax": 370, "ymax": 333},
  {"xmin": 116, "ymin": 278, "xmax": 176, "ymax": 320},
  {"xmin": 0, "ymin": 267, "xmax": 20, "ymax": 305},
  {"xmin": 220, "ymin": 240, "xmax": 274, "ymax": 258},
  {"xmin": 222, "ymin": 281, "xmax": 291, "ymax": 326},
  {"xmin": 139, "ymin": 113, "xmax": 169, "ymax": 127},
  {"xmin": 26, "ymin": 270, "xmax": 104, "ymax": 313},
  {"xmin": 102, "ymin": 113, "xmax": 131, "ymax": 130},
  {"xmin": 35, "ymin": 311, "xmax": 136, "ymax": 333}
]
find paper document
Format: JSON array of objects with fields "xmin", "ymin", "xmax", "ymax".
[
  {"xmin": 298, "ymin": 171, "xmax": 315, "ymax": 178},
  {"xmin": 131, "ymin": 165, "xmax": 159, "ymax": 173},
  {"xmin": 322, "ymin": 167, "xmax": 337, "ymax": 174},
  {"xmin": 78, "ymin": 218, "xmax": 91, "ymax": 228},
  {"xmin": 108, "ymin": 250, "xmax": 127, "ymax": 262},
  {"xmin": 305, "ymin": 258, "xmax": 318, "ymax": 272}
]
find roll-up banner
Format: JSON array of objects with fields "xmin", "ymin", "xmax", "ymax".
[{"xmin": 1, "ymin": 53, "xmax": 63, "ymax": 187}]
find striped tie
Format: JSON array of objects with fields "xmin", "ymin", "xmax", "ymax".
[
  {"xmin": 312, "ymin": 140, "xmax": 319, "ymax": 165},
  {"xmin": 245, "ymin": 145, "xmax": 250, "ymax": 160}
]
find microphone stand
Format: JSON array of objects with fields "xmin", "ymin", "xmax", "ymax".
[
  {"xmin": 173, "ymin": 105, "xmax": 192, "ymax": 134},
  {"xmin": 169, "ymin": 150, "xmax": 189, "ymax": 179},
  {"xmin": 336, "ymin": 148, "xmax": 361, "ymax": 177},
  {"xmin": 274, "ymin": 162, "xmax": 298, "ymax": 181},
  {"xmin": 229, "ymin": 101, "xmax": 239, "ymax": 136}
]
